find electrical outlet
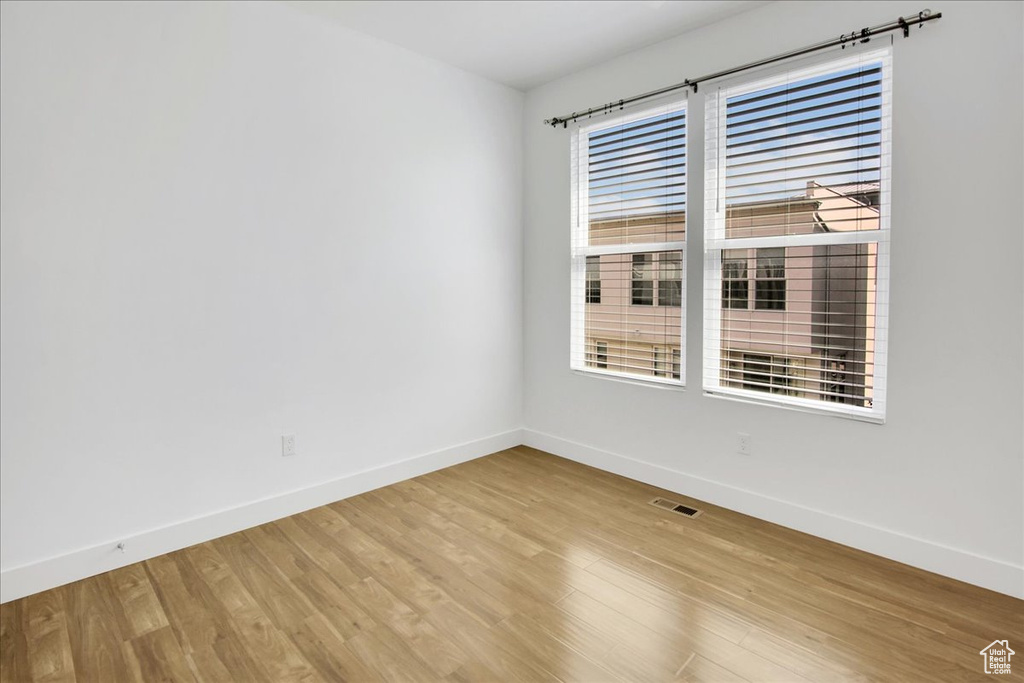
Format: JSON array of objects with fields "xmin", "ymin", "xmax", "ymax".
[
  {"xmin": 282, "ymin": 434, "xmax": 297, "ymax": 457},
  {"xmin": 737, "ymin": 432, "xmax": 752, "ymax": 455}
]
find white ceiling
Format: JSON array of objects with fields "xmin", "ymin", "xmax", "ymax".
[{"xmin": 285, "ymin": 1, "xmax": 769, "ymax": 91}]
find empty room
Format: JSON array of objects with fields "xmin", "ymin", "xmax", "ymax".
[{"xmin": 1, "ymin": 1, "xmax": 1022, "ymax": 681}]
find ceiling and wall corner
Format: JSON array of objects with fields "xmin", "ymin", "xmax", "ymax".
[{"xmin": 284, "ymin": 0, "xmax": 770, "ymax": 91}]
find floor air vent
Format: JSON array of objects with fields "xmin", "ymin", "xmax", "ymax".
[{"xmin": 649, "ymin": 497, "xmax": 702, "ymax": 518}]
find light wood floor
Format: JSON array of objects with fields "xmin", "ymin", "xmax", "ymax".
[{"xmin": 1, "ymin": 447, "xmax": 1021, "ymax": 682}]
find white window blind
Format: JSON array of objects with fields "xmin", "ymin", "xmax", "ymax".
[
  {"xmin": 703, "ymin": 49, "xmax": 891, "ymax": 421},
  {"xmin": 571, "ymin": 99, "xmax": 687, "ymax": 385}
]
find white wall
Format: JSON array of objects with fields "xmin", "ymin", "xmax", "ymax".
[
  {"xmin": 0, "ymin": 1, "xmax": 523, "ymax": 598},
  {"xmin": 523, "ymin": 0, "xmax": 1024, "ymax": 597}
]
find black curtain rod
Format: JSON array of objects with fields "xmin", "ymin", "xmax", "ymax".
[{"xmin": 544, "ymin": 9, "xmax": 942, "ymax": 128}]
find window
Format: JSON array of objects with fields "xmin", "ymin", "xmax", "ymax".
[
  {"xmin": 740, "ymin": 353, "xmax": 790, "ymax": 394},
  {"xmin": 704, "ymin": 49, "xmax": 891, "ymax": 421},
  {"xmin": 754, "ymin": 248, "xmax": 785, "ymax": 310},
  {"xmin": 722, "ymin": 250, "xmax": 748, "ymax": 309},
  {"xmin": 586, "ymin": 256, "xmax": 601, "ymax": 304},
  {"xmin": 653, "ymin": 347, "xmax": 668, "ymax": 376},
  {"xmin": 658, "ymin": 252, "xmax": 682, "ymax": 306},
  {"xmin": 654, "ymin": 346, "xmax": 682, "ymax": 380},
  {"xmin": 589, "ymin": 341, "xmax": 608, "ymax": 369},
  {"xmin": 824, "ymin": 353, "xmax": 847, "ymax": 402},
  {"xmin": 571, "ymin": 99, "xmax": 687, "ymax": 384},
  {"xmin": 632, "ymin": 252, "xmax": 681, "ymax": 306},
  {"xmin": 631, "ymin": 254, "xmax": 654, "ymax": 305}
]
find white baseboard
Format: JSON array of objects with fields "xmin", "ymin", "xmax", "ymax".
[
  {"xmin": 522, "ymin": 429, "xmax": 1024, "ymax": 600},
  {"xmin": 0, "ymin": 429, "xmax": 524, "ymax": 604}
]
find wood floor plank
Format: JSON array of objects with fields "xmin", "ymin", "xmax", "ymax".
[
  {"xmin": 557, "ymin": 584, "xmax": 818, "ymax": 683},
  {"xmin": 182, "ymin": 647, "xmax": 234, "ymax": 683},
  {"xmin": 269, "ymin": 516, "xmax": 363, "ymax": 588},
  {"xmin": 679, "ymin": 654, "xmax": 751, "ymax": 683},
  {"xmin": 242, "ymin": 525, "xmax": 317, "ymax": 581},
  {"xmin": 532, "ymin": 550, "xmax": 753, "ymax": 645},
  {"xmin": 0, "ymin": 601, "xmax": 31, "ymax": 683},
  {"xmin": 22, "ymin": 591, "xmax": 75, "ymax": 683},
  {"xmin": 738, "ymin": 628, "xmax": 871, "ymax": 683},
  {"xmin": 106, "ymin": 563, "xmax": 169, "ymax": 641},
  {"xmin": 145, "ymin": 551, "xmax": 266, "ymax": 683},
  {"xmin": 286, "ymin": 613, "xmax": 381, "ymax": 683},
  {"xmin": 143, "ymin": 554, "xmax": 218, "ymax": 655},
  {"xmin": 60, "ymin": 578, "xmax": 130, "ymax": 682},
  {"xmin": 288, "ymin": 569, "xmax": 375, "ymax": 641},
  {"xmin": 422, "ymin": 603, "xmax": 560, "ymax": 683},
  {"xmin": 289, "ymin": 511, "xmax": 376, "ymax": 582},
  {"xmin": 379, "ymin": 526, "xmax": 515, "ymax": 626},
  {"xmin": 346, "ymin": 577, "xmax": 466, "ymax": 677},
  {"xmin": 443, "ymin": 659, "xmax": 505, "ymax": 683},
  {"xmin": 123, "ymin": 626, "xmax": 195, "ymax": 683},
  {"xmin": 342, "ymin": 493, "xmax": 420, "ymax": 539},
  {"xmin": 496, "ymin": 612, "xmax": 624, "ymax": 683},
  {"xmin": 326, "ymin": 522, "xmax": 451, "ymax": 616},
  {"xmin": 342, "ymin": 625, "xmax": 437, "ymax": 683},
  {"xmin": 4, "ymin": 447, "xmax": 1021, "ymax": 683},
  {"xmin": 397, "ymin": 478, "xmax": 546, "ymax": 559},
  {"xmin": 391, "ymin": 491, "xmax": 575, "ymax": 605},
  {"xmin": 555, "ymin": 589, "xmax": 695, "ymax": 675},
  {"xmin": 210, "ymin": 533, "xmax": 316, "ymax": 633},
  {"xmin": 181, "ymin": 544, "xmax": 317, "ymax": 683},
  {"xmin": 600, "ymin": 642, "xmax": 684, "ymax": 682}
]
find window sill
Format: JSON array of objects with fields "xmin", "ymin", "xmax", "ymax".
[
  {"xmin": 703, "ymin": 387, "xmax": 885, "ymax": 424},
  {"xmin": 571, "ymin": 367, "xmax": 686, "ymax": 391}
]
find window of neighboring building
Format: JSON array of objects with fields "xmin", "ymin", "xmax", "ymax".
[
  {"xmin": 754, "ymin": 248, "xmax": 786, "ymax": 310},
  {"xmin": 722, "ymin": 250, "xmax": 748, "ymax": 309},
  {"xmin": 824, "ymin": 353, "xmax": 848, "ymax": 402},
  {"xmin": 653, "ymin": 347, "xmax": 667, "ymax": 377},
  {"xmin": 654, "ymin": 346, "xmax": 681, "ymax": 379},
  {"xmin": 703, "ymin": 49, "xmax": 891, "ymax": 422},
  {"xmin": 586, "ymin": 256, "xmax": 601, "ymax": 304},
  {"xmin": 741, "ymin": 353, "xmax": 771, "ymax": 391},
  {"xmin": 658, "ymin": 252, "xmax": 682, "ymax": 307},
  {"xmin": 741, "ymin": 353, "xmax": 790, "ymax": 394},
  {"xmin": 631, "ymin": 254, "xmax": 654, "ymax": 306},
  {"xmin": 570, "ymin": 99, "xmax": 687, "ymax": 385}
]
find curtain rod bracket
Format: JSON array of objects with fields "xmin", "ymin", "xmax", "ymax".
[{"xmin": 898, "ymin": 16, "xmax": 910, "ymax": 37}]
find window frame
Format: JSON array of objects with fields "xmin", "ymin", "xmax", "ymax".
[
  {"xmin": 702, "ymin": 47, "xmax": 892, "ymax": 423},
  {"xmin": 570, "ymin": 97, "xmax": 688, "ymax": 387}
]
